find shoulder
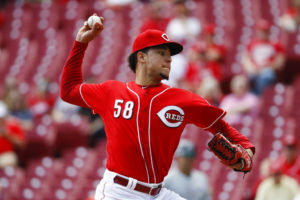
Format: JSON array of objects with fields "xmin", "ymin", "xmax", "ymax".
[
  {"xmin": 102, "ymin": 80, "xmax": 124, "ymax": 85},
  {"xmin": 101, "ymin": 80, "xmax": 126, "ymax": 89},
  {"xmin": 192, "ymin": 170, "xmax": 207, "ymax": 179},
  {"xmin": 187, "ymin": 17, "xmax": 201, "ymax": 24},
  {"xmin": 166, "ymin": 86, "xmax": 197, "ymax": 97},
  {"xmin": 281, "ymin": 175, "xmax": 299, "ymax": 186}
]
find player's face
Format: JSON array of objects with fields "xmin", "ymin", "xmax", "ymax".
[
  {"xmin": 177, "ymin": 157, "xmax": 194, "ymax": 175},
  {"xmin": 143, "ymin": 46, "xmax": 172, "ymax": 80}
]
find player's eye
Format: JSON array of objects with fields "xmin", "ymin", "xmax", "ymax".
[{"xmin": 158, "ymin": 51, "xmax": 165, "ymax": 56}]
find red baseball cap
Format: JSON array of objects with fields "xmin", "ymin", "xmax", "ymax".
[
  {"xmin": 132, "ymin": 29, "xmax": 183, "ymax": 56},
  {"xmin": 204, "ymin": 23, "xmax": 216, "ymax": 34},
  {"xmin": 283, "ymin": 134, "xmax": 298, "ymax": 147}
]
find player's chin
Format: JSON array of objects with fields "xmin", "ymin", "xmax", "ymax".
[
  {"xmin": 160, "ymin": 68, "xmax": 170, "ymax": 80},
  {"xmin": 159, "ymin": 73, "xmax": 169, "ymax": 80}
]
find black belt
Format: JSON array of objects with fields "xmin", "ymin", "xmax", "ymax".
[{"xmin": 113, "ymin": 175, "xmax": 162, "ymax": 196}]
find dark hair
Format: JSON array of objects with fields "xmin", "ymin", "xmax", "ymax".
[
  {"xmin": 128, "ymin": 44, "xmax": 171, "ymax": 73},
  {"xmin": 127, "ymin": 48, "xmax": 149, "ymax": 73}
]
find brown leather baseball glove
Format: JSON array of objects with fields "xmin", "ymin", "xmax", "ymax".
[{"xmin": 208, "ymin": 133, "xmax": 253, "ymax": 173}]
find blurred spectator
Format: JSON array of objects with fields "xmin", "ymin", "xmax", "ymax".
[
  {"xmin": 248, "ymin": 135, "xmax": 300, "ymax": 200},
  {"xmin": 182, "ymin": 30, "xmax": 226, "ymax": 93},
  {"xmin": 2, "ymin": 77, "xmax": 33, "ymax": 131},
  {"xmin": 4, "ymin": 89, "xmax": 33, "ymax": 132},
  {"xmin": 245, "ymin": 158, "xmax": 273, "ymax": 200},
  {"xmin": 278, "ymin": 0, "xmax": 300, "ymax": 32},
  {"xmin": 163, "ymin": 0, "xmax": 201, "ymax": 88},
  {"xmin": 2, "ymin": 76, "xmax": 19, "ymax": 99},
  {"xmin": 164, "ymin": 139, "xmax": 212, "ymax": 200},
  {"xmin": 220, "ymin": 75, "xmax": 259, "ymax": 126},
  {"xmin": 162, "ymin": 53, "xmax": 188, "ymax": 88},
  {"xmin": 79, "ymin": 107, "xmax": 106, "ymax": 148},
  {"xmin": 241, "ymin": 19, "xmax": 286, "ymax": 95},
  {"xmin": 28, "ymin": 79, "xmax": 56, "ymax": 120},
  {"xmin": 105, "ymin": 0, "xmax": 136, "ymax": 7},
  {"xmin": 180, "ymin": 42, "xmax": 207, "ymax": 92},
  {"xmin": 52, "ymin": 98, "xmax": 80, "ymax": 123},
  {"xmin": 0, "ymin": 101, "xmax": 25, "ymax": 169},
  {"xmin": 254, "ymin": 160, "xmax": 300, "ymax": 200},
  {"xmin": 274, "ymin": 134, "xmax": 300, "ymax": 183},
  {"xmin": 196, "ymin": 76, "xmax": 222, "ymax": 106},
  {"xmin": 201, "ymin": 24, "xmax": 226, "ymax": 82},
  {"xmin": 166, "ymin": 0, "xmax": 201, "ymax": 43},
  {"xmin": 140, "ymin": 0, "xmax": 170, "ymax": 32}
]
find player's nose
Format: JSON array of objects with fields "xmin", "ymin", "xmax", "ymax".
[{"xmin": 166, "ymin": 56, "xmax": 171, "ymax": 63}]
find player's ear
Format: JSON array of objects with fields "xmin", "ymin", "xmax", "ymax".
[{"xmin": 137, "ymin": 51, "xmax": 147, "ymax": 63}]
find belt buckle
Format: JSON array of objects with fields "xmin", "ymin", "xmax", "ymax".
[
  {"xmin": 149, "ymin": 187, "xmax": 154, "ymax": 195},
  {"xmin": 149, "ymin": 185, "xmax": 161, "ymax": 196}
]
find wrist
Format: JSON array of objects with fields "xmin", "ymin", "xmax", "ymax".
[{"xmin": 74, "ymin": 40, "xmax": 89, "ymax": 47}]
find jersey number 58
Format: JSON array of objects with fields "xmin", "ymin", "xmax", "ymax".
[{"xmin": 114, "ymin": 99, "xmax": 135, "ymax": 119}]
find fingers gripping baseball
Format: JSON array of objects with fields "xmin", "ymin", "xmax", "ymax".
[{"xmin": 76, "ymin": 14, "xmax": 104, "ymax": 43}]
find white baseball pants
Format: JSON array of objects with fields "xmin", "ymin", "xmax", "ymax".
[{"xmin": 94, "ymin": 169, "xmax": 186, "ymax": 200}]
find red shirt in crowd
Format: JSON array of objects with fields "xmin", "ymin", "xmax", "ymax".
[
  {"xmin": 246, "ymin": 39, "xmax": 285, "ymax": 69},
  {"xmin": 0, "ymin": 117, "xmax": 25, "ymax": 154}
]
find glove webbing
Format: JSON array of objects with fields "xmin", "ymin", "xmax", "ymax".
[{"xmin": 212, "ymin": 139, "xmax": 237, "ymax": 161}]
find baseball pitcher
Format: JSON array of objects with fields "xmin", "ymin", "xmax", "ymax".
[{"xmin": 60, "ymin": 14, "xmax": 255, "ymax": 200}]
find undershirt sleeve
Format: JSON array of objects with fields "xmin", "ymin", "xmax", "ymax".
[{"xmin": 60, "ymin": 41, "xmax": 90, "ymax": 107}]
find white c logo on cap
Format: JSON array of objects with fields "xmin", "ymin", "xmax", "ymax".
[{"xmin": 161, "ymin": 33, "xmax": 170, "ymax": 41}]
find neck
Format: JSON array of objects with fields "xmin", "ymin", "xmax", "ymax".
[
  {"xmin": 180, "ymin": 168, "xmax": 191, "ymax": 176},
  {"xmin": 135, "ymin": 77, "xmax": 161, "ymax": 86},
  {"xmin": 135, "ymin": 64, "xmax": 162, "ymax": 86}
]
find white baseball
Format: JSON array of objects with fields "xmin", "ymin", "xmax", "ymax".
[{"xmin": 87, "ymin": 16, "xmax": 101, "ymax": 29}]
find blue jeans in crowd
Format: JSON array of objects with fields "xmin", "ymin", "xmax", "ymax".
[{"xmin": 251, "ymin": 67, "xmax": 276, "ymax": 95}]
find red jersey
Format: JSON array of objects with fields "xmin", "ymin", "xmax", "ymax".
[
  {"xmin": 0, "ymin": 117, "xmax": 25, "ymax": 154},
  {"xmin": 60, "ymin": 41, "xmax": 255, "ymax": 183}
]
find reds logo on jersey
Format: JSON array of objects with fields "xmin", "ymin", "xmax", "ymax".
[{"xmin": 157, "ymin": 106, "xmax": 184, "ymax": 128}]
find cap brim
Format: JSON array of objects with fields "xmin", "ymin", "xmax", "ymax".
[
  {"xmin": 133, "ymin": 42, "xmax": 183, "ymax": 56},
  {"xmin": 166, "ymin": 42, "xmax": 183, "ymax": 56}
]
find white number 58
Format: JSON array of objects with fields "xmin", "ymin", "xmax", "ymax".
[{"xmin": 114, "ymin": 99, "xmax": 134, "ymax": 119}]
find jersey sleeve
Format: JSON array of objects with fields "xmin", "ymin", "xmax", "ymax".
[
  {"xmin": 185, "ymin": 93, "xmax": 226, "ymax": 129},
  {"xmin": 80, "ymin": 81, "xmax": 113, "ymax": 115}
]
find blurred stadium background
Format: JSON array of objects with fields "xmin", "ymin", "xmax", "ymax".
[{"xmin": 0, "ymin": 0, "xmax": 300, "ymax": 200}]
